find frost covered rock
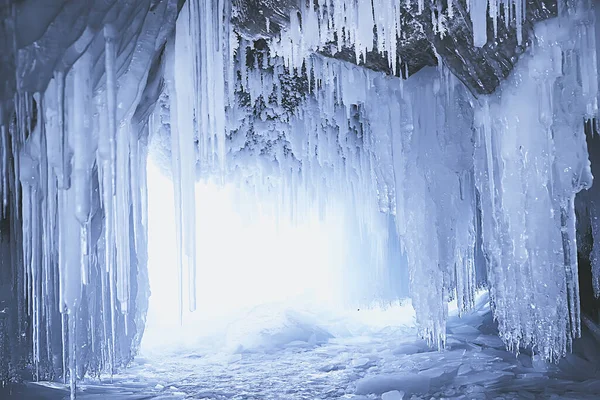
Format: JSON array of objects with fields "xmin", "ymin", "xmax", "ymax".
[
  {"xmin": 233, "ymin": 0, "xmax": 558, "ymax": 95},
  {"xmin": 418, "ymin": 0, "xmax": 557, "ymax": 95}
]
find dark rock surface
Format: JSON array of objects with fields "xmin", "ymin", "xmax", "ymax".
[
  {"xmin": 231, "ymin": 0, "xmax": 558, "ymax": 95},
  {"xmin": 232, "ymin": 0, "xmax": 300, "ymax": 40},
  {"xmin": 418, "ymin": 0, "xmax": 557, "ymax": 95}
]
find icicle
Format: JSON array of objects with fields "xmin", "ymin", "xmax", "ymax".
[
  {"xmin": 455, "ymin": 171, "xmax": 476, "ymax": 316},
  {"xmin": 96, "ymin": 24, "xmax": 120, "ymax": 367},
  {"xmin": 139, "ymin": 133, "xmax": 150, "ymax": 249},
  {"xmin": 57, "ymin": 178, "xmax": 82, "ymax": 314},
  {"xmin": 489, "ymin": 0, "xmax": 499, "ymax": 38},
  {"xmin": 61, "ymin": 313, "xmax": 67, "ymax": 383},
  {"xmin": 516, "ymin": 0, "xmax": 524, "ymax": 46},
  {"xmin": 0, "ymin": 123, "xmax": 7, "ymax": 217},
  {"xmin": 130, "ymin": 128, "xmax": 141, "ymax": 262},
  {"xmin": 55, "ymin": 71, "xmax": 72, "ymax": 190},
  {"xmin": 470, "ymin": 0, "xmax": 488, "ymax": 47},
  {"xmin": 115, "ymin": 122, "xmax": 131, "ymax": 316},
  {"xmin": 215, "ymin": 0, "xmax": 230, "ymax": 177},
  {"xmin": 104, "ymin": 24, "xmax": 118, "ymax": 194},
  {"xmin": 166, "ymin": 25, "xmax": 185, "ymax": 321},
  {"xmin": 173, "ymin": 17, "xmax": 198, "ymax": 312},
  {"xmin": 68, "ymin": 314, "xmax": 76, "ymax": 400},
  {"xmin": 37, "ymin": 91, "xmax": 52, "ymax": 374},
  {"xmin": 560, "ymin": 199, "xmax": 581, "ymax": 338},
  {"xmin": 70, "ymin": 53, "xmax": 95, "ymax": 286}
]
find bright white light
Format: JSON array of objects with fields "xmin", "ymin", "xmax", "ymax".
[
  {"xmin": 143, "ymin": 160, "xmax": 344, "ymax": 351},
  {"xmin": 142, "ymin": 159, "xmax": 414, "ymax": 354}
]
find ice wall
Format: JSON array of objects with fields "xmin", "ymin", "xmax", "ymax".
[{"xmin": 0, "ymin": 0, "xmax": 180, "ymax": 394}]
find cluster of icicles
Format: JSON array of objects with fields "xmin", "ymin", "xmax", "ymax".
[
  {"xmin": 273, "ymin": 0, "xmax": 528, "ymax": 73},
  {"xmin": 0, "ymin": 5, "xmax": 175, "ymax": 397},
  {"xmin": 0, "ymin": 0, "xmax": 598, "ymax": 398},
  {"xmin": 167, "ymin": 0, "xmax": 599, "ymax": 361},
  {"xmin": 168, "ymin": 0, "xmax": 599, "ymax": 359},
  {"xmin": 0, "ymin": 0, "xmax": 229, "ymax": 395}
]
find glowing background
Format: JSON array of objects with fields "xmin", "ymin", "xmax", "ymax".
[{"xmin": 142, "ymin": 159, "xmax": 413, "ymax": 353}]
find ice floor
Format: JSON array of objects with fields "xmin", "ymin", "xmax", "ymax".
[{"xmin": 4, "ymin": 294, "xmax": 600, "ymax": 400}]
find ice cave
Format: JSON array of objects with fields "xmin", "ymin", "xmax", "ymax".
[{"xmin": 1, "ymin": 0, "xmax": 600, "ymax": 399}]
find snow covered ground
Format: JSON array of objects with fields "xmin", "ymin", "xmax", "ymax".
[{"xmin": 5, "ymin": 293, "xmax": 600, "ymax": 400}]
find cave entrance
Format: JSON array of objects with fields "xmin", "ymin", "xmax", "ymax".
[{"xmin": 141, "ymin": 159, "xmax": 414, "ymax": 355}]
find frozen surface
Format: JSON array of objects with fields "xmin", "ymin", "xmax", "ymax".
[{"xmin": 4, "ymin": 294, "xmax": 600, "ymax": 399}]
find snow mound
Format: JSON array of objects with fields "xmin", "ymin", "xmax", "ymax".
[{"xmin": 224, "ymin": 305, "xmax": 333, "ymax": 353}]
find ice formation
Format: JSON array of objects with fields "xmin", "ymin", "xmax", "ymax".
[
  {"xmin": 0, "ymin": 0, "xmax": 180, "ymax": 394},
  {"xmin": 0, "ymin": 0, "xmax": 599, "ymax": 398},
  {"xmin": 272, "ymin": 0, "xmax": 528, "ymax": 73}
]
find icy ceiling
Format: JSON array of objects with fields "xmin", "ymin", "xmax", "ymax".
[{"xmin": 0, "ymin": 1, "xmax": 599, "ymax": 399}]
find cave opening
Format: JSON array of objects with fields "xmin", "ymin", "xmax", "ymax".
[{"xmin": 141, "ymin": 156, "xmax": 414, "ymax": 356}]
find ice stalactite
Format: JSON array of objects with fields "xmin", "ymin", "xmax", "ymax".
[
  {"xmin": 271, "ymin": 0, "xmax": 527, "ymax": 73},
  {"xmin": 165, "ymin": 0, "xmax": 233, "ymax": 315},
  {"xmin": 470, "ymin": 0, "xmax": 489, "ymax": 47},
  {"xmin": 389, "ymin": 66, "xmax": 478, "ymax": 348}
]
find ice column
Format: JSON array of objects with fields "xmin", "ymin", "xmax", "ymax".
[
  {"xmin": 389, "ymin": 65, "xmax": 477, "ymax": 348},
  {"xmin": 474, "ymin": 15, "xmax": 594, "ymax": 360}
]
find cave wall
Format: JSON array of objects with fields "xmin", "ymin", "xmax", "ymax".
[{"xmin": 0, "ymin": 0, "xmax": 181, "ymax": 387}]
